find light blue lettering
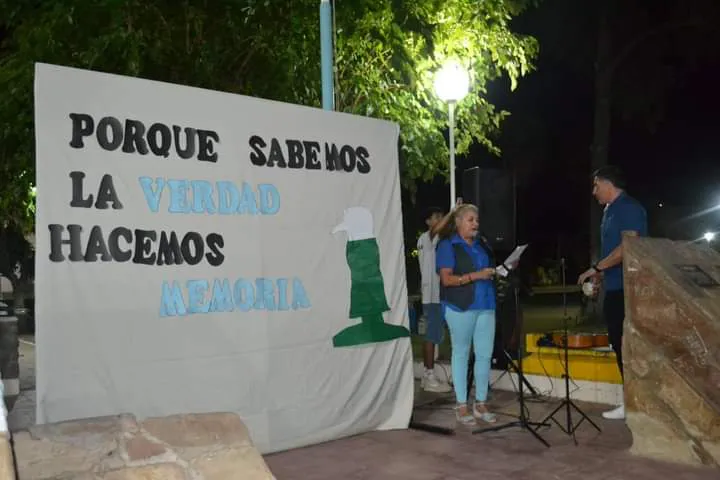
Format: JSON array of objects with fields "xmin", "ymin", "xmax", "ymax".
[
  {"xmin": 159, "ymin": 277, "xmax": 310, "ymax": 317},
  {"xmin": 238, "ymin": 182, "xmax": 259, "ymax": 215},
  {"xmin": 209, "ymin": 279, "xmax": 234, "ymax": 312},
  {"xmin": 139, "ymin": 177, "xmax": 165, "ymax": 213},
  {"xmin": 167, "ymin": 179, "xmax": 191, "ymax": 213},
  {"xmin": 217, "ymin": 181, "xmax": 240, "ymax": 214},
  {"xmin": 191, "ymin": 180, "xmax": 217, "ymax": 214},
  {"xmin": 254, "ymin": 278, "xmax": 276, "ymax": 311},
  {"xmin": 276, "ymin": 278, "xmax": 289, "ymax": 311},
  {"xmin": 160, "ymin": 281, "xmax": 187, "ymax": 317},
  {"xmin": 258, "ymin": 184, "xmax": 280, "ymax": 215},
  {"xmin": 187, "ymin": 279, "xmax": 210, "ymax": 314},
  {"xmin": 292, "ymin": 277, "xmax": 311, "ymax": 310},
  {"xmin": 233, "ymin": 278, "xmax": 254, "ymax": 312}
]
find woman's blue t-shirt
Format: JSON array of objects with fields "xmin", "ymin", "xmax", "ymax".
[{"xmin": 435, "ymin": 234, "xmax": 496, "ymax": 312}]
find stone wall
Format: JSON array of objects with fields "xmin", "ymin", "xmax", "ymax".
[
  {"xmin": 623, "ymin": 236, "xmax": 720, "ymax": 468},
  {"xmin": 0, "ymin": 412, "xmax": 275, "ymax": 479},
  {"xmin": 0, "ymin": 433, "xmax": 15, "ymax": 480}
]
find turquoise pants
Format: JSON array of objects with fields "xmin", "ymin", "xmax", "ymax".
[{"xmin": 444, "ymin": 308, "xmax": 496, "ymax": 403}]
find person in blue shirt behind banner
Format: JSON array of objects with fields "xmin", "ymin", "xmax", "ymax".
[
  {"xmin": 578, "ymin": 165, "xmax": 647, "ymax": 421},
  {"xmin": 435, "ymin": 203, "xmax": 498, "ymax": 426}
]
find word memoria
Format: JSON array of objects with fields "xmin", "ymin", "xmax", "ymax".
[{"xmin": 160, "ymin": 277, "xmax": 311, "ymax": 317}]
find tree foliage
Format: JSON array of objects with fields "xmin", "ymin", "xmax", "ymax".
[{"xmin": 0, "ymin": 0, "xmax": 538, "ymax": 234}]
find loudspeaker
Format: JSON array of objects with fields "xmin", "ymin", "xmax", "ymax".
[
  {"xmin": 461, "ymin": 167, "xmax": 516, "ymax": 252},
  {"xmin": 492, "ymin": 283, "xmax": 520, "ymax": 368}
]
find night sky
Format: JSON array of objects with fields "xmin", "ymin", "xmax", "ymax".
[{"xmin": 408, "ymin": 0, "xmax": 720, "ymax": 281}]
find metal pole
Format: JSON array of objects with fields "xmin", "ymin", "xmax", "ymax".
[
  {"xmin": 320, "ymin": 0, "xmax": 334, "ymax": 110},
  {"xmin": 448, "ymin": 101, "xmax": 456, "ymax": 209}
]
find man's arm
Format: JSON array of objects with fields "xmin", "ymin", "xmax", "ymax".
[
  {"xmin": 578, "ymin": 205, "xmax": 646, "ymax": 284},
  {"xmin": 429, "ymin": 199, "xmax": 462, "ymax": 238},
  {"xmin": 430, "ymin": 211, "xmax": 451, "ymax": 239},
  {"xmin": 595, "ymin": 230, "xmax": 638, "ymax": 270}
]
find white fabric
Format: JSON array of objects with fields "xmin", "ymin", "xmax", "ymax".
[
  {"xmin": 0, "ymin": 372, "xmax": 7, "ymax": 433},
  {"xmin": 417, "ymin": 231, "xmax": 440, "ymax": 304},
  {"xmin": 33, "ymin": 63, "xmax": 413, "ymax": 454},
  {"xmin": 332, "ymin": 207, "xmax": 374, "ymax": 241}
]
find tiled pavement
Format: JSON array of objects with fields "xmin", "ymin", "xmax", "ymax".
[
  {"xmin": 265, "ymin": 388, "xmax": 719, "ymax": 480},
  {"xmin": 9, "ymin": 341, "xmax": 718, "ymax": 479}
]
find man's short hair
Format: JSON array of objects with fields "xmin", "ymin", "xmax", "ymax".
[
  {"xmin": 422, "ymin": 206, "xmax": 443, "ymax": 222},
  {"xmin": 592, "ymin": 166, "xmax": 626, "ymax": 189}
]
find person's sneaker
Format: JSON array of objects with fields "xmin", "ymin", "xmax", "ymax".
[
  {"xmin": 602, "ymin": 404, "xmax": 625, "ymax": 420},
  {"xmin": 421, "ymin": 370, "xmax": 451, "ymax": 393}
]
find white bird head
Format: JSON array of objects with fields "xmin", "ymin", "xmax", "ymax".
[{"xmin": 332, "ymin": 207, "xmax": 374, "ymax": 241}]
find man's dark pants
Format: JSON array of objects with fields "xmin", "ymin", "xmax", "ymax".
[{"xmin": 603, "ymin": 289, "xmax": 625, "ymax": 378}]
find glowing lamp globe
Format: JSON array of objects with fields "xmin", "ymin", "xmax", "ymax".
[
  {"xmin": 704, "ymin": 232, "xmax": 715, "ymax": 242},
  {"xmin": 434, "ymin": 61, "xmax": 470, "ymax": 102}
]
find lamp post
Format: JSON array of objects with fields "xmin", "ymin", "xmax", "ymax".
[
  {"xmin": 320, "ymin": 0, "xmax": 334, "ymax": 110},
  {"xmin": 434, "ymin": 61, "xmax": 469, "ymax": 210}
]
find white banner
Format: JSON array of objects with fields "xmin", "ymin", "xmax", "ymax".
[{"xmin": 33, "ymin": 63, "xmax": 413, "ymax": 453}]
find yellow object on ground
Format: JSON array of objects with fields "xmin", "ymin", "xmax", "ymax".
[{"xmin": 522, "ymin": 333, "xmax": 623, "ymax": 384}]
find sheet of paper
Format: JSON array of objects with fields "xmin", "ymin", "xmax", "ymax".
[{"xmin": 496, "ymin": 244, "xmax": 528, "ymax": 277}]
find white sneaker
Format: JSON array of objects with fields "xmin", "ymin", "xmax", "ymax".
[
  {"xmin": 602, "ymin": 404, "xmax": 625, "ymax": 420},
  {"xmin": 421, "ymin": 370, "xmax": 451, "ymax": 393}
]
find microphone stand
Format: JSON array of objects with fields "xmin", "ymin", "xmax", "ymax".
[
  {"xmin": 491, "ymin": 275, "xmax": 539, "ymax": 397},
  {"xmin": 472, "ymin": 266, "xmax": 550, "ymax": 447},
  {"xmin": 537, "ymin": 258, "xmax": 601, "ymax": 444}
]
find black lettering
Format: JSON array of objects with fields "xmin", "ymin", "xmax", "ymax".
[
  {"xmin": 96, "ymin": 116, "xmax": 123, "ymax": 151},
  {"xmin": 84, "ymin": 226, "xmax": 112, "ymax": 262},
  {"xmin": 267, "ymin": 138, "xmax": 287, "ymax": 168},
  {"xmin": 181, "ymin": 232, "xmax": 204, "ymax": 265},
  {"xmin": 197, "ymin": 129, "xmax": 220, "ymax": 163},
  {"xmin": 121, "ymin": 119, "xmax": 149, "ymax": 154},
  {"xmin": 249, "ymin": 135, "xmax": 267, "ymax": 166},
  {"xmin": 286, "ymin": 140, "xmax": 304, "ymax": 169},
  {"xmin": 133, "ymin": 229, "xmax": 157, "ymax": 265},
  {"xmin": 325, "ymin": 143, "xmax": 340, "ymax": 171},
  {"xmin": 303, "ymin": 141, "xmax": 321, "ymax": 170},
  {"xmin": 69, "ymin": 113, "xmax": 95, "ymax": 149},
  {"xmin": 48, "ymin": 224, "xmax": 84, "ymax": 262},
  {"xmin": 108, "ymin": 227, "xmax": 132, "ymax": 262},
  {"xmin": 69, "ymin": 171, "xmax": 93, "ymax": 208},
  {"xmin": 147, "ymin": 123, "xmax": 172, "ymax": 158},
  {"xmin": 340, "ymin": 145, "xmax": 356, "ymax": 172},
  {"xmin": 205, "ymin": 233, "xmax": 225, "ymax": 267},
  {"xmin": 94, "ymin": 174, "xmax": 123, "ymax": 210},
  {"xmin": 157, "ymin": 231, "xmax": 184, "ymax": 266},
  {"xmin": 173, "ymin": 126, "xmax": 196, "ymax": 159},
  {"xmin": 355, "ymin": 146, "xmax": 371, "ymax": 174}
]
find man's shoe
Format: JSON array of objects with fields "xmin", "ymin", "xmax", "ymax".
[
  {"xmin": 602, "ymin": 404, "xmax": 625, "ymax": 420},
  {"xmin": 421, "ymin": 370, "xmax": 451, "ymax": 393}
]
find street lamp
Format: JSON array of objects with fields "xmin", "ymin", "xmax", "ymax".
[
  {"xmin": 704, "ymin": 231, "xmax": 715, "ymax": 242},
  {"xmin": 434, "ymin": 60, "xmax": 470, "ymax": 210}
]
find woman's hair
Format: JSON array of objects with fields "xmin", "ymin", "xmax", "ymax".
[{"xmin": 438, "ymin": 204, "xmax": 478, "ymax": 239}]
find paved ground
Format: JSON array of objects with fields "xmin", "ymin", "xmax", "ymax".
[
  {"xmin": 7, "ymin": 336, "xmax": 35, "ymax": 431},
  {"xmin": 266, "ymin": 390, "xmax": 719, "ymax": 479},
  {"xmin": 9, "ymin": 338, "xmax": 718, "ymax": 479}
]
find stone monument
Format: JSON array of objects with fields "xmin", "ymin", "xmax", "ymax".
[
  {"xmin": 1, "ymin": 412, "xmax": 275, "ymax": 479},
  {"xmin": 623, "ymin": 236, "xmax": 720, "ymax": 468}
]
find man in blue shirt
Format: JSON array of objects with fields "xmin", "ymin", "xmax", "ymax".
[{"xmin": 578, "ymin": 166, "xmax": 647, "ymax": 420}]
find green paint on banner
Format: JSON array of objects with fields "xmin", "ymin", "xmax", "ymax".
[{"xmin": 333, "ymin": 238, "xmax": 410, "ymax": 347}]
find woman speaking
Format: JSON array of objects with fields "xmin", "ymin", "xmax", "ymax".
[{"xmin": 435, "ymin": 203, "xmax": 497, "ymax": 425}]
